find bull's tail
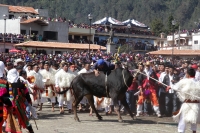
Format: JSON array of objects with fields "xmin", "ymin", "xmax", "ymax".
[
  {"xmin": 56, "ymin": 88, "xmax": 70, "ymax": 94},
  {"xmin": 70, "ymin": 79, "xmax": 78, "ymax": 102}
]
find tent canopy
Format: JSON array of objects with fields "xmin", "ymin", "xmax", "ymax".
[
  {"xmin": 93, "ymin": 17, "xmax": 124, "ymax": 26},
  {"xmin": 123, "ymin": 19, "xmax": 148, "ymax": 29}
]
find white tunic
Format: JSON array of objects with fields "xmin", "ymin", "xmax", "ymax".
[
  {"xmin": 55, "ymin": 69, "xmax": 76, "ymax": 101},
  {"xmin": 40, "ymin": 68, "xmax": 56, "ymax": 98},
  {"xmin": 172, "ymin": 78, "xmax": 200, "ymax": 124},
  {"xmin": 27, "ymin": 70, "xmax": 44, "ymax": 105}
]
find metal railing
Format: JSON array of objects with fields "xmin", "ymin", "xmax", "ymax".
[
  {"xmin": 95, "ymin": 31, "xmax": 159, "ymax": 39},
  {"xmin": 0, "ymin": 37, "xmax": 24, "ymax": 43},
  {"xmin": 159, "ymin": 45, "xmax": 200, "ymax": 50}
]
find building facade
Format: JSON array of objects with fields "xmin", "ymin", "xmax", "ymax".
[
  {"xmin": 159, "ymin": 30, "xmax": 200, "ymax": 50},
  {"xmin": 0, "ymin": 4, "xmax": 68, "ymax": 42}
]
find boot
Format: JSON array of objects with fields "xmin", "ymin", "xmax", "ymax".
[
  {"xmin": 110, "ymin": 105, "xmax": 114, "ymax": 112},
  {"xmin": 136, "ymin": 104, "xmax": 143, "ymax": 117},
  {"xmin": 27, "ymin": 125, "xmax": 34, "ymax": 133},
  {"xmin": 153, "ymin": 106, "xmax": 161, "ymax": 118}
]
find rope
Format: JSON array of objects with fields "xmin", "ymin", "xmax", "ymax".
[
  {"xmin": 105, "ymin": 72, "xmax": 109, "ymax": 97},
  {"xmin": 132, "ymin": 70, "xmax": 200, "ymax": 99},
  {"xmin": 122, "ymin": 69, "xmax": 129, "ymax": 88}
]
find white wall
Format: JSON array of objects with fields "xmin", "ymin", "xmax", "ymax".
[
  {"xmin": 188, "ymin": 38, "xmax": 192, "ymax": 45},
  {"xmin": 192, "ymin": 34, "xmax": 200, "ymax": 50},
  {"xmin": 167, "ymin": 35, "xmax": 173, "ymax": 41},
  {"xmin": 0, "ymin": 19, "xmax": 20, "ymax": 34},
  {"xmin": 0, "ymin": 19, "xmax": 68, "ymax": 42},
  {"xmin": 193, "ymin": 35, "xmax": 200, "ymax": 45}
]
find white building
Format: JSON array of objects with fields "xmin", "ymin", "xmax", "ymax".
[
  {"xmin": 159, "ymin": 30, "xmax": 200, "ymax": 50},
  {"xmin": 192, "ymin": 32, "xmax": 200, "ymax": 50},
  {"xmin": 68, "ymin": 27, "xmax": 96, "ymax": 44},
  {"xmin": 0, "ymin": 4, "xmax": 68, "ymax": 52}
]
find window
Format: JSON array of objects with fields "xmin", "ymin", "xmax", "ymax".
[
  {"xmin": 194, "ymin": 40, "xmax": 198, "ymax": 44},
  {"xmin": 29, "ymin": 30, "xmax": 38, "ymax": 35},
  {"xmin": 68, "ymin": 35, "xmax": 72, "ymax": 40},
  {"xmin": 43, "ymin": 31, "xmax": 58, "ymax": 40},
  {"xmin": 21, "ymin": 30, "xmax": 26, "ymax": 35},
  {"xmin": 82, "ymin": 36, "xmax": 87, "ymax": 40},
  {"xmin": 9, "ymin": 15, "xmax": 14, "ymax": 19},
  {"xmin": 94, "ymin": 37, "xmax": 99, "ymax": 42},
  {"xmin": 74, "ymin": 35, "xmax": 80, "ymax": 40}
]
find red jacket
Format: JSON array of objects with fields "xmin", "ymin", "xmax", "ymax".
[{"xmin": 127, "ymin": 81, "xmax": 138, "ymax": 91}]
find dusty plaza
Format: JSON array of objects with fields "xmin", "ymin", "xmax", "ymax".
[{"xmin": 21, "ymin": 103, "xmax": 199, "ymax": 133}]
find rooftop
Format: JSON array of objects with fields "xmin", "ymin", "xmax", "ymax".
[
  {"xmin": 20, "ymin": 18, "xmax": 48, "ymax": 26},
  {"xmin": 14, "ymin": 41, "xmax": 106, "ymax": 50},
  {"xmin": 0, "ymin": 4, "xmax": 38, "ymax": 14},
  {"xmin": 148, "ymin": 49, "xmax": 200, "ymax": 56}
]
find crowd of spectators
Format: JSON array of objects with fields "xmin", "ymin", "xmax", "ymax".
[
  {"xmin": 48, "ymin": 17, "xmax": 67, "ymax": 22},
  {"xmin": 95, "ymin": 26, "xmax": 153, "ymax": 36},
  {"xmin": 168, "ymin": 28, "xmax": 200, "ymax": 36},
  {"xmin": 0, "ymin": 33, "xmax": 45, "ymax": 43},
  {"xmin": 14, "ymin": 15, "xmax": 200, "ymax": 37},
  {"xmin": 132, "ymin": 42, "xmax": 158, "ymax": 51},
  {"xmin": 68, "ymin": 38, "xmax": 93, "ymax": 44},
  {"xmin": 68, "ymin": 21, "xmax": 154, "ymax": 36},
  {"xmin": 0, "ymin": 33, "xmax": 24, "ymax": 43},
  {"xmin": 1, "ymin": 49, "xmax": 199, "ymax": 70}
]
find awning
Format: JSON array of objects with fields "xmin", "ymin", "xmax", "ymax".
[
  {"xmin": 93, "ymin": 17, "xmax": 124, "ymax": 26},
  {"xmin": 14, "ymin": 41, "xmax": 106, "ymax": 50},
  {"xmin": 123, "ymin": 19, "xmax": 148, "ymax": 29}
]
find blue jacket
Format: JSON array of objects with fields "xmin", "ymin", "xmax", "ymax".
[{"xmin": 92, "ymin": 61, "xmax": 115, "ymax": 74}]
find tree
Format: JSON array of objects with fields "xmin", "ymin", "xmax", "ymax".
[
  {"xmin": 150, "ymin": 18, "xmax": 164, "ymax": 36},
  {"xmin": 1, "ymin": 0, "xmax": 200, "ymax": 29},
  {"xmin": 166, "ymin": 15, "xmax": 179, "ymax": 34}
]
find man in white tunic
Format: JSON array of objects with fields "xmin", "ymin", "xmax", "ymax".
[
  {"xmin": 39, "ymin": 61, "xmax": 57, "ymax": 112},
  {"xmin": 27, "ymin": 64, "xmax": 44, "ymax": 109},
  {"xmin": 170, "ymin": 68, "xmax": 200, "ymax": 133},
  {"xmin": 55, "ymin": 62, "xmax": 76, "ymax": 114},
  {"xmin": 25, "ymin": 63, "xmax": 33, "ymax": 76}
]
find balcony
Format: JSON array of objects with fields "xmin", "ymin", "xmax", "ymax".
[
  {"xmin": 69, "ymin": 27, "xmax": 96, "ymax": 35},
  {"xmin": 95, "ymin": 31, "xmax": 159, "ymax": 39},
  {"xmin": 159, "ymin": 45, "xmax": 193, "ymax": 50}
]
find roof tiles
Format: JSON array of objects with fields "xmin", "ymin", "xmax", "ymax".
[
  {"xmin": 148, "ymin": 49, "xmax": 200, "ymax": 55},
  {"xmin": 14, "ymin": 41, "xmax": 106, "ymax": 50},
  {"xmin": 20, "ymin": 18, "xmax": 48, "ymax": 26},
  {"xmin": 0, "ymin": 4, "xmax": 38, "ymax": 14}
]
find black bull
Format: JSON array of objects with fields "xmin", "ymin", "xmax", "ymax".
[{"xmin": 70, "ymin": 63, "xmax": 137, "ymax": 122}]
